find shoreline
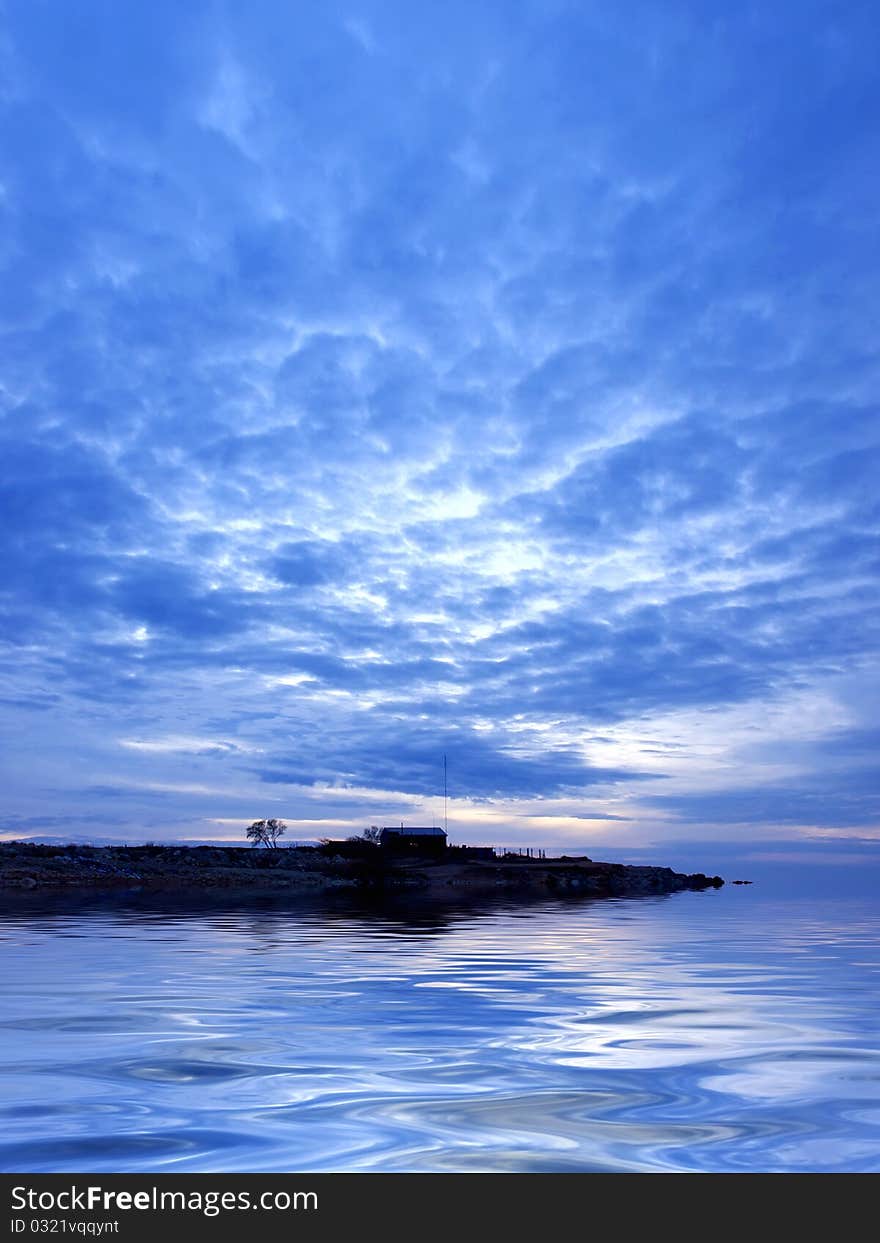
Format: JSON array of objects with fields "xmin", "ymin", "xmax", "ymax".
[{"xmin": 0, "ymin": 842, "xmax": 724, "ymax": 900}]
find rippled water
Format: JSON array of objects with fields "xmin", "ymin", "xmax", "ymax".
[{"xmin": 1, "ymin": 883, "xmax": 879, "ymax": 1172}]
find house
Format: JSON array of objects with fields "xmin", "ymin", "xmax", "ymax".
[{"xmin": 379, "ymin": 825, "xmax": 447, "ymax": 858}]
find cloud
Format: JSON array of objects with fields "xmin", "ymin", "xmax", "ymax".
[
  {"xmin": 119, "ymin": 735, "xmax": 259, "ymax": 756},
  {"xmin": 0, "ymin": 1, "xmax": 877, "ymax": 847}
]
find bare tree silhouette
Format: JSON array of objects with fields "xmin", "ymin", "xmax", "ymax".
[{"xmin": 246, "ymin": 818, "xmax": 287, "ymax": 849}]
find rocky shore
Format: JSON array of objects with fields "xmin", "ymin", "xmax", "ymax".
[{"xmin": 0, "ymin": 842, "xmax": 723, "ymax": 899}]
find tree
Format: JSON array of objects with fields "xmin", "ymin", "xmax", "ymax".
[
  {"xmin": 347, "ymin": 826, "xmax": 381, "ymax": 845},
  {"xmin": 246, "ymin": 818, "xmax": 287, "ymax": 849}
]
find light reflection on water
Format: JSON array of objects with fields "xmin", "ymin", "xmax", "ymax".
[{"xmin": 1, "ymin": 887, "xmax": 879, "ymax": 1172}]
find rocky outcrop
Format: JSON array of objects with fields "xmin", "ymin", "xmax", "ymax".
[
  {"xmin": 387, "ymin": 858, "xmax": 723, "ymax": 896},
  {"xmin": 0, "ymin": 842, "xmax": 723, "ymax": 899},
  {"xmin": 0, "ymin": 842, "xmax": 360, "ymax": 893}
]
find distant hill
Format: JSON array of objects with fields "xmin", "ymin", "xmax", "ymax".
[{"xmin": 0, "ymin": 833, "xmax": 319, "ymax": 849}]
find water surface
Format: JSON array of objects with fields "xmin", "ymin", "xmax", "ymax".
[{"xmin": 1, "ymin": 883, "xmax": 879, "ymax": 1172}]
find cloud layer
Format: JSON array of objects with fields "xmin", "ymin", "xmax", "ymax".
[{"xmin": 1, "ymin": 1, "xmax": 878, "ymax": 849}]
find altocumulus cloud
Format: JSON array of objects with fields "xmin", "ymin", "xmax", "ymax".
[{"xmin": 0, "ymin": 0, "xmax": 878, "ymax": 850}]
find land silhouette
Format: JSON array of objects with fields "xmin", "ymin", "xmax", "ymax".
[{"xmin": 0, "ymin": 838, "xmax": 723, "ymax": 899}]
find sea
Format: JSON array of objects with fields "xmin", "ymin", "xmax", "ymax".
[{"xmin": 1, "ymin": 862, "xmax": 879, "ymax": 1173}]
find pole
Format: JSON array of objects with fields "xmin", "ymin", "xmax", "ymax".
[{"xmin": 444, "ymin": 753, "xmax": 448, "ymax": 837}]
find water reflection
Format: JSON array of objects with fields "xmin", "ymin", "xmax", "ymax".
[{"xmin": 1, "ymin": 887, "xmax": 879, "ymax": 1172}]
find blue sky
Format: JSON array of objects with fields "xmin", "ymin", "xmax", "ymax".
[{"xmin": 1, "ymin": 1, "xmax": 879, "ymax": 860}]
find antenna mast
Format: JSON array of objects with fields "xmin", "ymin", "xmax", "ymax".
[{"xmin": 444, "ymin": 753, "xmax": 448, "ymax": 836}]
